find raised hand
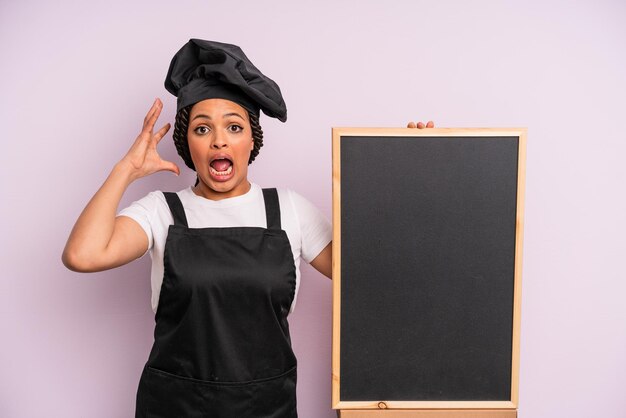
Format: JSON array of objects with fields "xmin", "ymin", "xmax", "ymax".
[
  {"xmin": 62, "ymin": 98, "xmax": 180, "ymax": 272},
  {"xmin": 120, "ymin": 98, "xmax": 180, "ymax": 180}
]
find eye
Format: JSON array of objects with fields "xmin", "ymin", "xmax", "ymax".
[
  {"xmin": 228, "ymin": 124, "xmax": 243, "ymax": 133},
  {"xmin": 194, "ymin": 125, "xmax": 210, "ymax": 135}
]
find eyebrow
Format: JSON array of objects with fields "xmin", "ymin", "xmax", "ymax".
[{"xmin": 191, "ymin": 112, "xmax": 245, "ymax": 121}]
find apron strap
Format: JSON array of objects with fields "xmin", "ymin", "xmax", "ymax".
[
  {"xmin": 163, "ymin": 192, "xmax": 189, "ymax": 227},
  {"xmin": 262, "ymin": 188, "xmax": 281, "ymax": 230}
]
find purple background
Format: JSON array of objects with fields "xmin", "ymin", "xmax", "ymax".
[{"xmin": 1, "ymin": 1, "xmax": 625, "ymax": 417}]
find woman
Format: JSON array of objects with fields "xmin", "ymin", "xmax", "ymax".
[{"xmin": 62, "ymin": 39, "xmax": 432, "ymax": 417}]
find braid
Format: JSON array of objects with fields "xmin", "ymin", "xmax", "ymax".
[
  {"xmin": 172, "ymin": 105, "xmax": 264, "ymax": 170},
  {"xmin": 173, "ymin": 105, "xmax": 195, "ymax": 170},
  {"xmin": 248, "ymin": 112, "xmax": 264, "ymax": 164}
]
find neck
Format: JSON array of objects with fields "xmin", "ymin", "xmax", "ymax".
[{"xmin": 192, "ymin": 179, "xmax": 252, "ymax": 201}]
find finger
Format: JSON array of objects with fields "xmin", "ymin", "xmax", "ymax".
[
  {"xmin": 417, "ymin": 121, "xmax": 425, "ymax": 129},
  {"xmin": 147, "ymin": 99, "xmax": 163, "ymax": 130},
  {"xmin": 407, "ymin": 121, "xmax": 416, "ymax": 128},
  {"xmin": 143, "ymin": 99, "xmax": 163, "ymax": 133},
  {"xmin": 143, "ymin": 99, "xmax": 159, "ymax": 128},
  {"xmin": 153, "ymin": 123, "xmax": 171, "ymax": 144},
  {"xmin": 159, "ymin": 159, "xmax": 181, "ymax": 176},
  {"xmin": 426, "ymin": 121, "xmax": 434, "ymax": 128}
]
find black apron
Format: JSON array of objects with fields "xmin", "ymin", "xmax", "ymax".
[{"xmin": 136, "ymin": 188, "xmax": 298, "ymax": 418}]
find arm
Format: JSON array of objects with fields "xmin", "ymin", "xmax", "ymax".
[
  {"xmin": 309, "ymin": 241, "xmax": 332, "ymax": 279},
  {"xmin": 62, "ymin": 98, "xmax": 179, "ymax": 272}
]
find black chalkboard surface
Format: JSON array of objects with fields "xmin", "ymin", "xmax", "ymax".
[{"xmin": 331, "ymin": 128, "xmax": 526, "ymax": 414}]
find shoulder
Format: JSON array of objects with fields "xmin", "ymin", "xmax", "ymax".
[
  {"xmin": 274, "ymin": 187, "xmax": 331, "ymax": 263},
  {"xmin": 275, "ymin": 187, "xmax": 303, "ymax": 205},
  {"xmin": 139, "ymin": 190, "xmax": 168, "ymax": 206},
  {"xmin": 119, "ymin": 188, "xmax": 195, "ymax": 222},
  {"xmin": 118, "ymin": 190, "xmax": 164, "ymax": 216},
  {"xmin": 275, "ymin": 188, "xmax": 320, "ymax": 216},
  {"xmin": 274, "ymin": 187, "xmax": 330, "ymax": 234},
  {"xmin": 117, "ymin": 189, "xmax": 178, "ymax": 250}
]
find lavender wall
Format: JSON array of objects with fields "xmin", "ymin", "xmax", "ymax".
[{"xmin": 1, "ymin": 1, "xmax": 625, "ymax": 417}]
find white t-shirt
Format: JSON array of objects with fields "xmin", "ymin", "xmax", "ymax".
[{"xmin": 117, "ymin": 183, "xmax": 332, "ymax": 314}]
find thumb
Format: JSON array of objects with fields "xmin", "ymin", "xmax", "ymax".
[{"xmin": 159, "ymin": 159, "xmax": 181, "ymax": 176}]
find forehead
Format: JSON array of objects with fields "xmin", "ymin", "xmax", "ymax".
[{"xmin": 190, "ymin": 98, "xmax": 249, "ymax": 119}]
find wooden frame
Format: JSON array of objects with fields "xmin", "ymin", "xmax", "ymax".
[
  {"xmin": 337, "ymin": 410, "xmax": 517, "ymax": 417},
  {"xmin": 331, "ymin": 128, "xmax": 527, "ymax": 415}
]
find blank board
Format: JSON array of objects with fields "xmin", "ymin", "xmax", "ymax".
[{"xmin": 332, "ymin": 128, "xmax": 526, "ymax": 413}]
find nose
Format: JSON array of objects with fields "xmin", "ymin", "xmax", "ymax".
[{"xmin": 211, "ymin": 129, "xmax": 228, "ymax": 149}]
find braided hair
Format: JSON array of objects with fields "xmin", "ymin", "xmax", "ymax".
[{"xmin": 172, "ymin": 104, "xmax": 264, "ymax": 171}]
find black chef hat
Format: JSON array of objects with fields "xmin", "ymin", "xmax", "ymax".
[{"xmin": 164, "ymin": 39, "xmax": 287, "ymax": 122}]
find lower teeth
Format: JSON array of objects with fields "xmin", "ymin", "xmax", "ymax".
[{"xmin": 210, "ymin": 166, "xmax": 232, "ymax": 176}]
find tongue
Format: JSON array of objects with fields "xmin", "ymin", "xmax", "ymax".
[{"xmin": 211, "ymin": 159, "xmax": 232, "ymax": 172}]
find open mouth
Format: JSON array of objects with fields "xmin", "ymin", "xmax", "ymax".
[{"xmin": 209, "ymin": 158, "xmax": 233, "ymax": 177}]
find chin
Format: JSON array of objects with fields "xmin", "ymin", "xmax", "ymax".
[
  {"xmin": 197, "ymin": 173, "xmax": 249, "ymax": 199},
  {"xmin": 202, "ymin": 176, "xmax": 233, "ymax": 190},
  {"xmin": 210, "ymin": 182, "xmax": 236, "ymax": 194}
]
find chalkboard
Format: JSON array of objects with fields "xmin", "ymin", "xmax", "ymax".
[{"xmin": 331, "ymin": 128, "xmax": 526, "ymax": 412}]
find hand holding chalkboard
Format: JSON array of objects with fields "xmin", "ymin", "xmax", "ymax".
[{"xmin": 406, "ymin": 120, "xmax": 435, "ymax": 128}]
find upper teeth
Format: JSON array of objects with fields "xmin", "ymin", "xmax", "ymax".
[{"xmin": 209, "ymin": 165, "xmax": 233, "ymax": 176}]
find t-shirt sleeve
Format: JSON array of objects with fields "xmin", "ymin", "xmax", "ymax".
[
  {"xmin": 117, "ymin": 191, "xmax": 162, "ymax": 251},
  {"xmin": 288, "ymin": 190, "xmax": 332, "ymax": 263}
]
